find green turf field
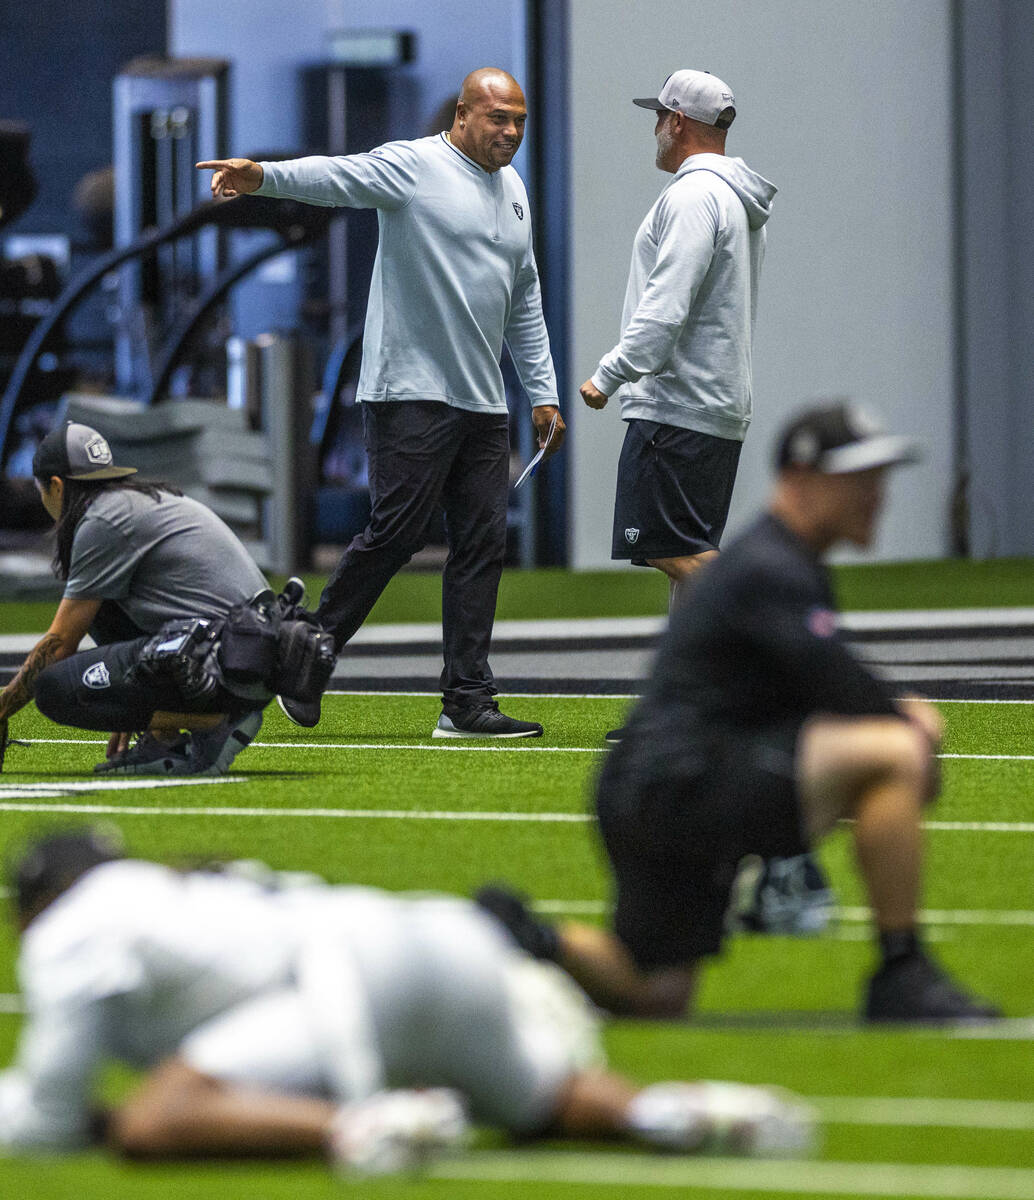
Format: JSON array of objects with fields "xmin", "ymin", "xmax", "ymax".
[
  {"xmin": 0, "ymin": 686, "xmax": 1031, "ymax": 1200},
  {"xmin": 5, "ymin": 553, "xmax": 1034, "ymax": 633}
]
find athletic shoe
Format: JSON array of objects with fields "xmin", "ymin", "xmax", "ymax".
[
  {"xmin": 474, "ymin": 883, "xmax": 560, "ymax": 960},
  {"xmin": 627, "ymin": 1081, "xmax": 818, "ymax": 1158},
  {"xmin": 186, "ymin": 710, "xmax": 263, "ymax": 775},
  {"xmin": 277, "ymin": 693, "xmax": 322, "ymax": 728},
  {"xmin": 864, "ymin": 951, "xmax": 1001, "ymax": 1023},
  {"xmin": 94, "ymin": 732, "xmax": 192, "ymax": 776},
  {"xmin": 327, "ymin": 1088, "xmax": 469, "ymax": 1176},
  {"xmin": 736, "ymin": 854, "xmax": 836, "ymax": 936},
  {"xmin": 604, "ymin": 727, "xmax": 626, "ymax": 745},
  {"xmin": 433, "ymin": 702, "xmax": 542, "ymax": 739}
]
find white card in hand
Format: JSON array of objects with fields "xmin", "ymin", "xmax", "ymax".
[{"xmin": 514, "ymin": 412, "xmax": 559, "ymax": 489}]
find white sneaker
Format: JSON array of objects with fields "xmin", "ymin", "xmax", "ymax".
[
  {"xmin": 627, "ymin": 1081, "xmax": 818, "ymax": 1158},
  {"xmin": 327, "ymin": 1088, "xmax": 469, "ymax": 1175}
]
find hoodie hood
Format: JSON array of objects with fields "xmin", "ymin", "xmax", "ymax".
[{"xmin": 677, "ymin": 153, "xmax": 776, "ymax": 230}]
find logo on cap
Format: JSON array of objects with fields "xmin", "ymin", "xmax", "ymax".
[{"xmin": 83, "ymin": 433, "xmax": 113, "ymax": 466}]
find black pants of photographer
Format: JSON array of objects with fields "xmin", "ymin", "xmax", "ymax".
[{"xmin": 34, "ymin": 637, "xmax": 243, "ymax": 733}]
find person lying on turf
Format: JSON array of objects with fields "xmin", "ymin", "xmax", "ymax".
[
  {"xmin": 478, "ymin": 401, "xmax": 1001, "ymax": 1026},
  {"xmin": 0, "ymin": 829, "xmax": 817, "ymax": 1169}
]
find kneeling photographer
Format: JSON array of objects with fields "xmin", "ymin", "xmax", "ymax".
[{"xmin": 0, "ymin": 422, "xmax": 333, "ymax": 776}]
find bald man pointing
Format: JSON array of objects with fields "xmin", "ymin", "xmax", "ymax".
[{"xmin": 199, "ymin": 70, "xmax": 565, "ymax": 738}]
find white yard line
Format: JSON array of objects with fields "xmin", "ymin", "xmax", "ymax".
[
  {"xmin": 428, "ymin": 1152, "xmax": 1034, "ymax": 1198},
  {"xmin": 18, "ymin": 737, "xmax": 1034, "ymax": 762},
  {"xmin": 1, "ymin": 794, "xmax": 1033, "ymax": 834},
  {"xmin": 812, "ymin": 1096, "xmax": 1034, "ymax": 1130},
  {"xmin": 0, "ymin": 801, "xmax": 593, "ymax": 821},
  {"xmin": 21, "ymin": 737, "xmax": 601, "ymax": 753},
  {"xmin": 535, "ymin": 901, "xmax": 1034, "ymax": 928}
]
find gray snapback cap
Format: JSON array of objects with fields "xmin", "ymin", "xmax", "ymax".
[{"xmin": 633, "ymin": 69, "xmax": 736, "ymax": 127}]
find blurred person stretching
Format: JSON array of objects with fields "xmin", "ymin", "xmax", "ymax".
[
  {"xmin": 0, "ymin": 830, "xmax": 816, "ymax": 1170},
  {"xmin": 481, "ymin": 402, "xmax": 1001, "ymax": 1026},
  {"xmin": 198, "ymin": 68, "xmax": 565, "ymax": 740}
]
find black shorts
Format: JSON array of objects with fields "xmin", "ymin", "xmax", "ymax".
[
  {"xmin": 611, "ymin": 420, "xmax": 742, "ymax": 563},
  {"xmin": 594, "ymin": 722, "xmax": 807, "ymax": 969}
]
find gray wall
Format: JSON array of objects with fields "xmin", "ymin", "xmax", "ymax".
[
  {"xmin": 568, "ymin": 0, "xmax": 956, "ymax": 567},
  {"xmin": 957, "ymin": 0, "xmax": 1034, "ymax": 558}
]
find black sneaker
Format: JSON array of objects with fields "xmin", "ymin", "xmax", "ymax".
[
  {"xmin": 864, "ymin": 951, "xmax": 1002, "ymax": 1023},
  {"xmin": 604, "ymin": 727, "xmax": 626, "ymax": 745},
  {"xmin": 475, "ymin": 884, "xmax": 559, "ymax": 961},
  {"xmin": 432, "ymin": 702, "xmax": 542, "ymax": 739},
  {"xmin": 277, "ymin": 694, "xmax": 322, "ymax": 728},
  {"xmin": 94, "ymin": 732, "xmax": 191, "ymax": 776},
  {"xmin": 186, "ymin": 710, "xmax": 264, "ymax": 775}
]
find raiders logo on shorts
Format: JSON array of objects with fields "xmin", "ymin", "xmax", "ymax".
[
  {"xmin": 82, "ymin": 662, "xmax": 111, "ymax": 689},
  {"xmin": 624, "ymin": 527, "xmax": 640, "ymax": 544}
]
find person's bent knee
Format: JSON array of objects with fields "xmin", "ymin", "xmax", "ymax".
[
  {"xmin": 800, "ymin": 715, "xmax": 934, "ymax": 834},
  {"xmin": 33, "ymin": 663, "xmax": 75, "ymax": 725},
  {"xmin": 869, "ymin": 719, "xmax": 931, "ymax": 786}
]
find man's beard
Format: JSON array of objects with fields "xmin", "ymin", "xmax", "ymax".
[{"xmin": 655, "ymin": 121, "xmax": 675, "ymax": 168}]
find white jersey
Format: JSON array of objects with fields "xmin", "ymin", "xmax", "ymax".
[{"xmin": 0, "ymin": 861, "xmax": 599, "ymax": 1150}]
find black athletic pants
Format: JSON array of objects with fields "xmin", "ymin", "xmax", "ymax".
[{"xmin": 315, "ymin": 400, "xmax": 510, "ymax": 710}]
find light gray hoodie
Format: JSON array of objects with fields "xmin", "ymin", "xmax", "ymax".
[{"xmin": 591, "ymin": 152, "xmax": 776, "ymax": 441}]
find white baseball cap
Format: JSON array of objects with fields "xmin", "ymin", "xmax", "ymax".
[{"xmin": 633, "ymin": 69, "xmax": 736, "ymax": 128}]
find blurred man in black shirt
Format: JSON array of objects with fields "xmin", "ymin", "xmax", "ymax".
[{"xmin": 481, "ymin": 401, "xmax": 1000, "ymax": 1025}]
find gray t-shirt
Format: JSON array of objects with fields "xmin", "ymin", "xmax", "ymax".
[{"xmin": 64, "ymin": 489, "xmax": 268, "ymax": 632}]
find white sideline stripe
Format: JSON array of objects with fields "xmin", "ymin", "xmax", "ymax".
[
  {"xmin": 924, "ymin": 822, "xmax": 1034, "ymax": 832},
  {"xmin": 813, "ymin": 1096, "xmax": 1034, "ymax": 1130},
  {"xmin": 0, "ymin": 802, "xmax": 593, "ymax": 821},
  {"xmin": 535, "ymin": 901, "xmax": 1034, "ymax": 928},
  {"xmin": 0, "ymin": 798, "xmax": 1032, "ymax": 834},
  {"xmin": 19, "ymin": 738, "xmax": 1034, "ymax": 762},
  {"xmin": 0, "ymin": 777, "xmax": 246, "ymax": 801},
  {"xmin": 428, "ymin": 1152, "xmax": 1034, "ymax": 1198},
  {"xmin": 331, "ymin": 692, "xmax": 1034, "ymax": 704},
  {"xmin": 941, "ymin": 753, "xmax": 1034, "ymax": 762},
  {"xmin": 252, "ymin": 742, "xmax": 600, "ymax": 753},
  {"xmin": 23, "ymin": 738, "xmax": 601, "ymax": 754}
]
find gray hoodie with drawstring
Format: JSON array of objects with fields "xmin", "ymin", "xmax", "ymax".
[{"xmin": 591, "ymin": 152, "xmax": 777, "ymax": 441}]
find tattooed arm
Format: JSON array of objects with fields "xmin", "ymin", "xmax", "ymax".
[{"xmin": 0, "ymin": 597, "xmax": 101, "ymax": 724}]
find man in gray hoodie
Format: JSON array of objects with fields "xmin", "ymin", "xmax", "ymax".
[{"xmin": 581, "ymin": 69, "xmax": 775, "ymax": 606}]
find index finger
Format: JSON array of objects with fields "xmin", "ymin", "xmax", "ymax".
[{"xmin": 195, "ymin": 161, "xmax": 226, "ymax": 170}]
